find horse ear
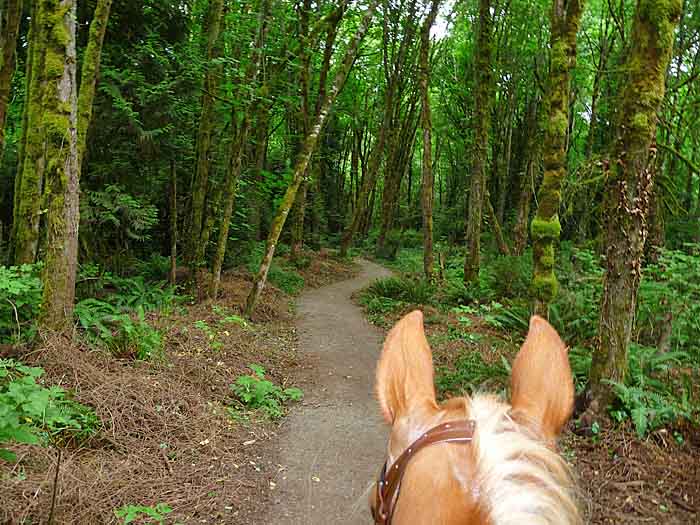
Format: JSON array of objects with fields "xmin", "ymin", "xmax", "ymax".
[
  {"xmin": 510, "ymin": 315, "xmax": 574, "ymax": 440},
  {"xmin": 376, "ymin": 310, "xmax": 438, "ymax": 424}
]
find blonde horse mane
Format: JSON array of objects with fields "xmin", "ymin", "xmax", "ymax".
[{"xmin": 468, "ymin": 394, "xmax": 583, "ymax": 525}]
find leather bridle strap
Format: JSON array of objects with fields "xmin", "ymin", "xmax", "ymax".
[{"xmin": 373, "ymin": 419, "xmax": 476, "ymax": 525}]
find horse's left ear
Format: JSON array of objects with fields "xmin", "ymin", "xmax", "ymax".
[
  {"xmin": 510, "ymin": 315, "xmax": 574, "ymax": 440},
  {"xmin": 376, "ymin": 310, "xmax": 438, "ymax": 424}
]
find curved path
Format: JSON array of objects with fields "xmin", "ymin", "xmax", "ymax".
[{"xmin": 260, "ymin": 259, "xmax": 392, "ymax": 524}]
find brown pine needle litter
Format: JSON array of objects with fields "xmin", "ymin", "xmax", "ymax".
[{"xmin": 0, "ymin": 253, "xmax": 358, "ymax": 524}]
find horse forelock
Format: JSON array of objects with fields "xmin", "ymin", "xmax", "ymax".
[{"xmin": 466, "ymin": 394, "xmax": 583, "ymax": 525}]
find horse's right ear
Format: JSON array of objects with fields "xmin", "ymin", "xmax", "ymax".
[
  {"xmin": 510, "ymin": 316, "xmax": 574, "ymax": 440},
  {"xmin": 376, "ymin": 310, "xmax": 438, "ymax": 424}
]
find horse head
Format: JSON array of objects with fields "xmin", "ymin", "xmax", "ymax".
[{"xmin": 371, "ymin": 310, "xmax": 582, "ymax": 525}]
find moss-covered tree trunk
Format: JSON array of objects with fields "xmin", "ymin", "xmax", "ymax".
[
  {"xmin": 0, "ymin": 0, "xmax": 23, "ymax": 154},
  {"xmin": 245, "ymin": 0, "xmax": 378, "ymax": 317},
  {"xmin": 187, "ymin": 0, "xmax": 224, "ymax": 271},
  {"xmin": 463, "ymin": 0, "xmax": 492, "ymax": 284},
  {"xmin": 39, "ymin": 0, "xmax": 79, "ymax": 331},
  {"xmin": 289, "ymin": 0, "xmax": 312, "ymax": 261},
  {"xmin": 530, "ymin": 0, "xmax": 584, "ymax": 314},
  {"xmin": 586, "ymin": 0, "xmax": 682, "ymax": 414},
  {"xmin": 77, "ymin": 0, "xmax": 112, "ymax": 168},
  {"xmin": 209, "ymin": 0, "xmax": 270, "ymax": 299},
  {"xmin": 12, "ymin": 4, "xmax": 48, "ymax": 264},
  {"xmin": 512, "ymin": 96, "xmax": 540, "ymax": 255},
  {"xmin": 420, "ymin": 0, "xmax": 440, "ymax": 280}
]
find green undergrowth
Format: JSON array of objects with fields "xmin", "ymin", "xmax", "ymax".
[
  {"xmin": 75, "ymin": 265, "xmax": 180, "ymax": 360},
  {"xmin": 0, "ymin": 264, "xmax": 42, "ymax": 343},
  {"xmin": 229, "ymin": 364, "xmax": 303, "ymax": 420},
  {"xmin": 245, "ymin": 242, "xmax": 305, "ymax": 295},
  {"xmin": 0, "ymin": 359, "xmax": 101, "ymax": 462},
  {"xmin": 114, "ymin": 502, "xmax": 173, "ymax": 525},
  {"xmin": 359, "ymin": 240, "xmax": 700, "ymax": 438}
]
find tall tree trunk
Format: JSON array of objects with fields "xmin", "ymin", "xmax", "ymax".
[
  {"xmin": 309, "ymin": 9, "xmax": 343, "ymax": 249},
  {"xmin": 530, "ymin": 0, "xmax": 585, "ymax": 315},
  {"xmin": 245, "ymin": 1, "xmax": 378, "ymax": 317},
  {"xmin": 420, "ymin": 2, "xmax": 440, "ymax": 280},
  {"xmin": 77, "ymin": 0, "xmax": 112, "ymax": 168},
  {"xmin": 340, "ymin": 116, "xmax": 388, "ymax": 256},
  {"xmin": 496, "ymin": 87, "xmax": 516, "ymax": 226},
  {"xmin": 585, "ymin": 14, "xmax": 614, "ymax": 158},
  {"xmin": 486, "ymin": 190, "xmax": 511, "ymax": 256},
  {"xmin": 512, "ymin": 96, "xmax": 540, "ymax": 255},
  {"xmin": 377, "ymin": 99, "xmax": 418, "ymax": 256},
  {"xmin": 209, "ymin": 0, "xmax": 270, "ymax": 299},
  {"xmin": 586, "ymin": 0, "xmax": 681, "ymax": 415},
  {"xmin": 187, "ymin": 0, "xmax": 224, "ymax": 270},
  {"xmin": 248, "ymin": 103, "xmax": 270, "ymax": 241},
  {"xmin": 289, "ymin": 0, "xmax": 312, "ymax": 261},
  {"xmin": 464, "ymin": 0, "xmax": 493, "ymax": 284},
  {"xmin": 12, "ymin": 4, "xmax": 48, "ymax": 264},
  {"xmin": 169, "ymin": 159, "xmax": 177, "ymax": 285},
  {"xmin": 0, "ymin": 0, "xmax": 23, "ymax": 154},
  {"xmin": 39, "ymin": 0, "xmax": 79, "ymax": 331},
  {"xmin": 339, "ymin": 1, "xmax": 417, "ymax": 257}
]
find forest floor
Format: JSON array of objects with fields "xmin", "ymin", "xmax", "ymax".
[
  {"xmin": 3, "ymin": 255, "xmax": 698, "ymax": 524},
  {"xmin": 361, "ymin": 303, "xmax": 700, "ymax": 525},
  {"xmin": 0, "ymin": 250, "xmax": 360, "ymax": 524}
]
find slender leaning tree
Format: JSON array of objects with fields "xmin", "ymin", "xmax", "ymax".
[{"xmin": 245, "ymin": 0, "xmax": 379, "ymax": 317}]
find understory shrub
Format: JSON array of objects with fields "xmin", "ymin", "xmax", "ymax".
[
  {"xmin": 75, "ymin": 272, "xmax": 174, "ymax": 360},
  {"xmin": 436, "ymin": 351, "xmax": 510, "ymax": 397},
  {"xmin": 0, "ymin": 264, "xmax": 42, "ymax": 343},
  {"xmin": 0, "ymin": 359, "xmax": 101, "ymax": 461},
  {"xmin": 365, "ymin": 276, "xmax": 435, "ymax": 305},
  {"xmin": 114, "ymin": 503, "xmax": 172, "ymax": 525},
  {"xmin": 570, "ymin": 343, "xmax": 698, "ymax": 437},
  {"xmin": 230, "ymin": 364, "xmax": 303, "ymax": 419}
]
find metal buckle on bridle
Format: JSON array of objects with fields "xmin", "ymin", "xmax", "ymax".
[{"xmin": 372, "ymin": 419, "xmax": 476, "ymax": 525}]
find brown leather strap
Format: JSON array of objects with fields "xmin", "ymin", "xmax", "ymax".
[{"xmin": 373, "ymin": 419, "xmax": 476, "ymax": 524}]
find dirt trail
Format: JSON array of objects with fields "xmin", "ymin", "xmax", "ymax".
[{"xmin": 259, "ymin": 259, "xmax": 392, "ymax": 524}]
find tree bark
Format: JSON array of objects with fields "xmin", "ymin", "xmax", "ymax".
[
  {"xmin": 169, "ymin": 159, "xmax": 177, "ymax": 285},
  {"xmin": 12, "ymin": 4, "xmax": 48, "ymax": 264},
  {"xmin": 187, "ymin": 0, "xmax": 224, "ymax": 270},
  {"xmin": 39, "ymin": 0, "xmax": 79, "ymax": 331},
  {"xmin": 339, "ymin": 1, "xmax": 417, "ymax": 257},
  {"xmin": 289, "ymin": 0, "xmax": 312, "ymax": 261},
  {"xmin": 77, "ymin": 0, "xmax": 112, "ymax": 168},
  {"xmin": 376, "ymin": 96, "xmax": 419, "ymax": 256},
  {"xmin": 530, "ymin": 0, "xmax": 585, "ymax": 315},
  {"xmin": 586, "ymin": 0, "xmax": 682, "ymax": 415},
  {"xmin": 512, "ymin": 96, "xmax": 540, "ymax": 255},
  {"xmin": 464, "ymin": 0, "xmax": 493, "ymax": 284},
  {"xmin": 486, "ymin": 190, "xmax": 511, "ymax": 256},
  {"xmin": 420, "ymin": 0, "xmax": 440, "ymax": 280},
  {"xmin": 0, "ymin": 0, "xmax": 23, "ymax": 154},
  {"xmin": 209, "ymin": 0, "xmax": 270, "ymax": 299},
  {"xmin": 245, "ymin": 0, "xmax": 379, "ymax": 317}
]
